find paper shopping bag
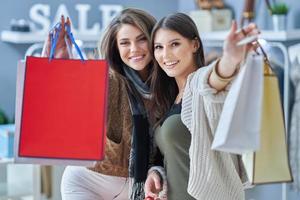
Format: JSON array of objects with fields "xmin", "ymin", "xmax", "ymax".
[
  {"xmin": 242, "ymin": 60, "xmax": 293, "ymax": 184},
  {"xmin": 211, "ymin": 53, "xmax": 264, "ymax": 154},
  {"xmin": 14, "ymin": 57, "xmax": 108, "ymax": 166}
]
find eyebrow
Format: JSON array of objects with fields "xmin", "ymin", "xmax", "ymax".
[
  {"xmin": 118, "ymin": 33, "xmax": 145, "ymax": 41},
  {"xmin": 168, "ymin": 38, "xmax": 180, "ymax": 43},
  {"xmin": 154, "ymin": 38, "xmax": 181, "ymax": 45},
  {"xmin": 136, "ymin": 34, "xmax": 146, "ymax": 40}
]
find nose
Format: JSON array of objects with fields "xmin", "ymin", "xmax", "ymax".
[
  {"xmin": 130, "ymin": 42, "xmax": 139, "ymax": 52},
  {"xmin": 162, "ymin": 47, "xmax": 171, "ymax": 60}
]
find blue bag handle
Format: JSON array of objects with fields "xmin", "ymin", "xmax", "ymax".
[{"xmin": 49, "ymin": 23, "xmax": 84, "ymax": 61}]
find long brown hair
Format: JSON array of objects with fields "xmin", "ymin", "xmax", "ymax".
[
  {"xmin": 99, "ymin": 8, "xmax": 156, "ymax": 76},
  {"xmin": 150, "ymin": 12, "xmax": 205, "ymax": 123}
]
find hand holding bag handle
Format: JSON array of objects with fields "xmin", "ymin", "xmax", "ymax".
[
  {"xmin": 41, "ymin": 15, "xmax": 69, "ymax": 59},
  {"xmin": 49, "ymin": 22, "xmax": 84, "ymax": 61},
  {"xmin": 42, "ymin": 15, "xmax": 84, "ymax": 60}
]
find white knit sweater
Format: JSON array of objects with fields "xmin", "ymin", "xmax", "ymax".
[{"xmin": 181, "ymin": 61, "xmax": 245, "ymax": 200}]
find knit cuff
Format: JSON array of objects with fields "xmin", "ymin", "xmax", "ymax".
[
  {"xmin": 148, "ymin": 166, "xmax": 167, "ymax": 182},
  {"xmin": 194, "ymin": 60, "xmax": 236, "ymax": 103},
  {"xmin": 148, "ymin": 166, "xmax": 168, "ymax": 199}
]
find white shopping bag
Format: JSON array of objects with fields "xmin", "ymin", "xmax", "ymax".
[{"xmin": 211, "ymin": 53, "xmax": 264, "ymax": 154}]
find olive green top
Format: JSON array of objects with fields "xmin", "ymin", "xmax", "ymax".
[{"xmin": 155, "ymin": 103, "xmax": 196, "ymax": 200}]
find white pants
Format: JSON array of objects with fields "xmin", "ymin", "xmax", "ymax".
[{"xmin": 61, "ymin": 166, "xmax": 129, "ymax": 200}]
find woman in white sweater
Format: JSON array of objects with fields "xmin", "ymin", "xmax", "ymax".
[{"xmin": 144, "ymin": 13, "xmax": 259, "ymax": 200}]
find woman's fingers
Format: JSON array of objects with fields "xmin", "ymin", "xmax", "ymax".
[
  {"xmin": 144, "ymin": 172, "xmax": 162, "ymax": 199},
  {"xmin": 223, "ymin": 22, "xmax": 261, "ymax": 67},
  {"xmin": 242, "ymin": 24, "xmax": 261, "ymax": 52},
  {"xmin": 239, "ymin": 23, "xmax": 257, "ymax": 36},
  {"xmin": 247, "ymin": 28, "xmax": 260, "ymax": 37},
  {"xmin": 41, "ymin": 33, "xmax": 52, "ymax": 57},
  {"xmin": 246, "ymin": 40, "xmax": 260, "ymax": 53},
  {"xmin": 59, "ymin": 15, "xmax": 66, "ymax": 42},
  {"xmin": 65, "ymin": 17, "xmax": 73, "ymax": 46},
  {"xmin": 54, "ymin": 15, "xmax": 72, "ymax": 59},
  {"xmin": 235, "ymin": 26, "xmax": 260, "ymax": 52},
  {"xmin": 64, "ymin": 17, "xmax": 73, "ymax": 58},
  {"xmin": 227, "ymin": 20, "xmax": 238, "ymax": 39},
  {"xmin": 233, "ymin": 23, "xmax": 259, "ymax": 43},
  {"xmin": 66, "ymin": 16, "xmax": 71, "ymax": 27},
  {"xmin": 41, "ymin": 15, "xmax": 72, "ymax": 59}
]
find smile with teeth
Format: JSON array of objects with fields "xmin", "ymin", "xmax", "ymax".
[
  {"xmin": 164, "ymin": 60, "xmax": 179, "ymax": 68},
  {"xmin": 129, "ymin": 55, "xmax": 145, "ymax": 61}
]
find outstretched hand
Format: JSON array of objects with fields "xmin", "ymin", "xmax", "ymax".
[
  {"xmin": 208, "ymin": 21, "xmax": 260, "ymax": 91},
  {"xmin": 41, "ymin": 15, "xmax": 72, "ymax": 59},
  {"xmin": 222, "ymin": 21, "xmax": 260, "ymax": 69}
]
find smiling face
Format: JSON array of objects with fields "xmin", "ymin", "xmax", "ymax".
[
  {"xmin": 153, "ymin": 28, "xmax": 198, "ymax": 78},
  {"xmin": 116, "ymin": 24, "xmax": 151, "ymax": 78}
]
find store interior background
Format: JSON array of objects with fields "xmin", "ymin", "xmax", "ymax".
[{"xmin": 1, "ymin": 0, "xmax": 300, "ymax": 199}]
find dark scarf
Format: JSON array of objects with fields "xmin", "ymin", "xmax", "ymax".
[{"xmin": 123, "ymin": 65, "xmax": 151, "ymax": 200}]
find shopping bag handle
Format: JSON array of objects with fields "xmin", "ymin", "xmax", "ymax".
[
  {"xmin": 254, "ymin": 41, "xmax": 274, "ymax": 75},
  {"xmin": 49, "ymin": 23, "xmax": 84, "ymax": 61}
]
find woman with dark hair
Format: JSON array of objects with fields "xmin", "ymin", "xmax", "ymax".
[
  {"xmin": 144, "ymin": 13, "xmax": 259, "ymax": 200},
  {"xmin": 42, "ymin": 8, "xmax": 159, "ymax": 200}
]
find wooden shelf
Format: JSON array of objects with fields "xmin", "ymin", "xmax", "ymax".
[
  {"xmin": 0, "ymin": 158, "xmax": 14, "ymax": 165},
  {"xmin": 1, "ymin": 30, "xmax": 101, "ymax": 44},
  {"xmin": 200, "ymin": 29, "xmax": 300, "ymax": 42},
  {"xmin": 2, "ymin": 29, "xmax": 300, "ymax": 44},
  {"xmin": 0, "ymin": 194, "xmax": 33, "ymax": 200}
]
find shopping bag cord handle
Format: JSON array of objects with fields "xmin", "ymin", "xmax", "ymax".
[
  {"xmin": 257, "ymin": 42, "xmax": 270, "ymax": 66},
  {"xmin": 49, "ymin": 23, "xmax": 61, "ymax": 61},
  {"xmin": 255, "ymin": 41, "xmax": 274, "ymax": 75},
  {"xmin": 65, "ymin": 24, "xmax": 85, "ymax": 61},
  {"xmin": 49, "ymin": 23, "xmax": 84, "ymax": 61}
]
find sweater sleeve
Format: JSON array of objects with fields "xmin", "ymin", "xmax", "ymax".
[
  {"xmin": 181, "ymin": 61, "xmax": 246, "ymax": 200},
  {"xmin": 183, "ymin": 60, "xmax": 233, "ymax": 133},
  {"xmin": 106, "ymin": 72, "xmax": 131, "ymax": 143}
]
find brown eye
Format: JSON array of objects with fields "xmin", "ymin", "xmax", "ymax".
[
  {"xmin": 138, "ymin": 36, "xmax": 147, "ymax": 41},
  {"xmin": 154, "ymin": 45, "xmax": 162, "ymax": 50},
  {"xmin": 171, "ymin": 42, "xmax": 180, "ymax": 47},
  {"xmin": 119, "ymin": 41, "xmax": 129, "ymax": 46}
]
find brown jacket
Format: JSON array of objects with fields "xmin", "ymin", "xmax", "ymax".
[{"xmin": 88, "ymin": 72, "xmax": 133, "ymax": 177}]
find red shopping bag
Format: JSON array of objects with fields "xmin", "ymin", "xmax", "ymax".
[{"xmin": 14, "ymin": 57, "xmax": 108, "ymax": 166}]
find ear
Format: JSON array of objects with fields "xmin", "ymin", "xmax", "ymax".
[{"xmin": 192, "ymin": 38, "xmax": 200, "ymax": 53}]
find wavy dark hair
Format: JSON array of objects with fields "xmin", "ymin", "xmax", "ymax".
[
  {"xmin": 99, "ymin": 8, "xmax": 156, "ymax": 76},
  {"xmin": 150, "ymin": 12, "xmax": 205, "ymax": 123}
]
